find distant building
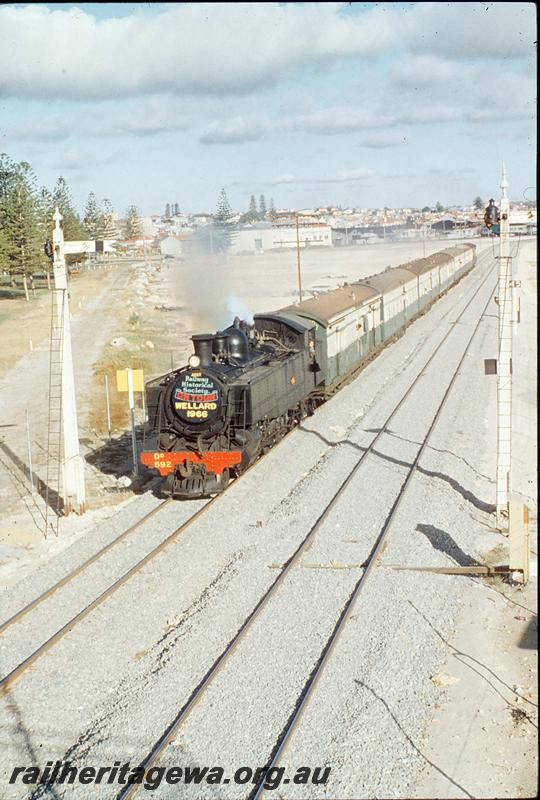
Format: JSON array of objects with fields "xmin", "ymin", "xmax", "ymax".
[
  {"xmin": 229, "ymin": 223, "xmax": 333, "ymax": 254},
  {"xmin": 332, "ymin": 228, "xmax": 375, "ymax": 245},
  {"xmin": 191, "ymin": 214, "xmax": 212, "ymax": 226},
  {"xmin": 509, "ymin": 208, "xmax": 537, "ymax": 235},
  {"xmin": 159, "ymin": 235, "xmax": 184, "ymax": 258},
  {"xmin": 139, "ymin": 216, "xmax": 159, "ymax": 237},
  {"xmin": 115, "ymin": 237, "xmax": 155, "ymax": 254},
  {"xmin": 431, "ymin": 218, "xmax": 479, "ymax": 233}
]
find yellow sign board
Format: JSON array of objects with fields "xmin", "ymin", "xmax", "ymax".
[{"xmin": 116, "ymin": 369, "xmax": 145, "ymax": 393}]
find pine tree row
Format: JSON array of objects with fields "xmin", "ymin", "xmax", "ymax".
[
  {"xmin": 0, "ymin": 152, "xmax": 119, "ymax": 279},
  {"xmin": 239, "ymin": 194, "xmax": 276, "ymax": 223}
]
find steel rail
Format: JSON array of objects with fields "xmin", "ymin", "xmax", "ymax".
[
  {"xmin": 0, "ymin": 498, "xmax": 172, "ymax": 635},
  {"xmin": 116, "ymin": 257, "xmax": 497, "ymax": 800},
  {"xmin": 0, "ymin": 496, "xmax": 215, "ymax": 693},
  {"xmin": 250, "ymin": 271, "xmax": 498, "ymax": 800}
]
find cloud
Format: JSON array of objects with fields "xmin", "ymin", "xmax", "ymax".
[
  {"xmin": 314, "ymin": 168, "xmax": 375, "ymax": 183},
  {"xmin": 0, "ymin": 3, "xmax": 394, "ymax": 100},
  {"xmin": 6, "ymin": 116, "xmax": 71, "ymax": 143},
  {"xmin": 428, "ymin": 167, "xmax": 479, "ymax": 183},
  {"xmin": 199, "ymin": 108, "xmax": 400, "ymax": 145},
  {"xmin": 1, "ymin": 3, "xmax": 533, "ymax": 155},
  {"xmin": 6, "ymin": 49, "xmax": 532, "ymax": 149},
  {"xmin": 266, "ymin": 174, "xmax": 297, "ymax": 186},
  {"xmin": 264, "ymin": 168, "xmax": 375, "ymax": 186},
  {"xmin": 360, "ymin": 132, "xmax": 404, "ymax": 148},
  {"xmin": 50, "ymin": 148, "xmax": 123, "ymax": 171},
  {"xmin": 199, "ymin": 117, "xmax": 267, "ymax": 144},
  {"xmin": 231, "ymin": 168, "xmax": 375, "ymax": 188},
  {"xmin": 3, "ymin": 96, "xmax": 195, "ymax": 142},
  {"xmin": 0, "ymin": 2, "xmax": 533, "ymax": 111},
  {"xmin": 287, "ymin": 107, "xmax": 396, "ymax": 135},
  {"xmin": 402, "ymin": 2, "xmax": 535, "ymax": 60},
  {"xmin": 394, "ymin": 54, "xmax": 534, "ymax": 99}
]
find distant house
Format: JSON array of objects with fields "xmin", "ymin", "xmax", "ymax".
[
  {"xmin": 159, "ymin": 236, "xmax": 183, "ymax": 258},
  {"xmin": 115, "ymin": 237, "xmax": 155, "ymax": 254},
  {"xmin": 229, "ymin": 223, "xmax": 333, "ymax": 254},
  {"xmin": 431, "ymin": 219, "xmax": 481, "ymax": 237}
]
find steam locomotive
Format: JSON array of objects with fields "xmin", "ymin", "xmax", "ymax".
[{"xmin": 141, "ymin": 244, "xmax": 476, "ymax": 498}]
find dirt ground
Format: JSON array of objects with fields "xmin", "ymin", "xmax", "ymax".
[
  {"xmin": 0, "ymin": 267, "xmax": 123, "ymax": 377},
  {"xmin": 413, "ymin": 569, "xmax": 537, "ymax": 799}
]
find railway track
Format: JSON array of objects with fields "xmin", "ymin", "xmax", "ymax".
[
  {"xmin": 113, "ymin": 254, "xmax": 498, "ymax": 799},
  {"xmin": 250, "ymin": 271, "xmax": 498, "ymax": 800},
  {"xmin": 0, "ymin": 248, "xmax": 494, "ymax": 697},
  {"xmin": 0, "ymin": 498, "xmax": 172, "ymax": 636},
  {"xmin": 0, "ymin": 497, "xmax": 211, "ymax": 692}
]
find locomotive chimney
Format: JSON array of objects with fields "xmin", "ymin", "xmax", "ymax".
[{"xmin": 191, "ymin": 333, "xmax": 214, "ymax": 367}]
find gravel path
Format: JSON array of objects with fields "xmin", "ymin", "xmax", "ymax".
[{"xmin": 0, "ymin": 246, "xmax": 508, "ymax": 799}]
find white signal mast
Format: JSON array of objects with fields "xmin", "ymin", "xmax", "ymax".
[
  {"xmin": 51, "ymin": 208, "xmax": 86, "ymax": 514},
  {"xmin": 495, "ymin": 165, "xmax": 513, "ymax": 526}
]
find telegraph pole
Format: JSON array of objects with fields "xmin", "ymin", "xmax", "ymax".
[
  {"xmin": 295, "ymin": 212, "xmax": 303, "ymax": 303},
  {"xmin": 52, "ymin": 208, "xmax": 86, "ymax": 514},
  {"xmin": 495, "ymin": 165, "xmax": 512, "ymax": 526}
]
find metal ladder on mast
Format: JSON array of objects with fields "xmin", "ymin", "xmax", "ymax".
[{"xmin": 45, "ymin": 288, "xmax": 65, "ymax": 537}]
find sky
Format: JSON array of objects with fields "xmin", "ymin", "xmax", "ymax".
[{"xmin": 0, "ymin": 2, "xmax": 536, "ymax": 216}]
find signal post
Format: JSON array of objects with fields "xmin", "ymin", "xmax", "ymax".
[
  {"xmin": 495, "ymin": 166, "xmax": 513, "ymax": 526},
  {"xmin": 51, "ymin": 208, "xmax": 86, "ymax": 514}
]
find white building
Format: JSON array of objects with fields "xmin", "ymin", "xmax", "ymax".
[
  {"xmin": 139, "ymin": 216, "xmax": 159, "ymax": 237},
  {"xmin": 159, "ymin": 236, "xmax": 184, "ymax": 257},
  {"xmin": 229, "ymin": 224, "xmax": 333, "ymax": 254}
]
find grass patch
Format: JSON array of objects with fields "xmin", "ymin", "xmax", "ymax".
[{"xmin": 90, "ymin": 346, "xmax": 155, "ymax": 434}]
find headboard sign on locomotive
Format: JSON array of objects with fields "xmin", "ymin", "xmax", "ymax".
[{"xmin": 141, "ymin": 245, "xmax": 477, "ymax": 499}]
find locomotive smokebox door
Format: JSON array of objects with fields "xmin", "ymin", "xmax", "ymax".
[{"xmin": 172, "ymin": 371, "xmax": 222, "ymax": 426}]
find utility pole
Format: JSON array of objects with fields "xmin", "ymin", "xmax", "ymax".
[
  {"xmin": 127, "ymin": 368, "xmax": 139, "ymax": 477},
  {"xmin": 52, "ymin": 208, "xmax": 86, "ymax": 514},
  {"xmin": 295, "ymin": 213, "xmax": 303, "ymax": 303},
  {"xmin": 496, "ymin": 164, "xmax": 512, "ymax": 526}
]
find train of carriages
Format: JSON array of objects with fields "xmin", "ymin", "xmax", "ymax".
[{"xmin": 141, "ymin": 244, "xmax": 477, "ymax": 498}]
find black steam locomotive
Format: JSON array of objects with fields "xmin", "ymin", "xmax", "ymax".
[
  {"xmin": 142, "ymin": 313, "xmax": 320, "ymax": 498},
  {"xmin": 141, "ymin": 244, "xmax": 476, "ymax": 498}
]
